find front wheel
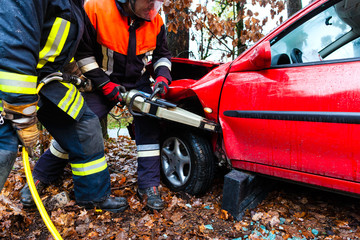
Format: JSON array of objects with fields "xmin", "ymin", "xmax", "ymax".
[{"xmin": 160, "ymin": 131, "xmax": 215, "ymax": 195}]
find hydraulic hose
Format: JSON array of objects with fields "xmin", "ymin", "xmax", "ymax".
[
  {"xmin": 22, "ymin": 147, "xmax": 63, "ymax": 240},
  {"xmin": 36, "ymin": 82, "xmax": 45, "ymax": 93},
  {"xmin": 21, "ymin": 81, "xmax": 63, "ymax": 239}
]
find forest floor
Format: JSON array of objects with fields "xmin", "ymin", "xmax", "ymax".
[{"xmin": 1, "ymin": 135, "xmax": 360, "ymax": 240}]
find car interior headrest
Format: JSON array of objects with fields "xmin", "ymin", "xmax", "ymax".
[
  {"xmin": 290, "ymin": 48, "xmax": 303, "ymax": 63},
  {"xmin": 271, "ymin": 53, "xmax": 291, "ymax": 66}
]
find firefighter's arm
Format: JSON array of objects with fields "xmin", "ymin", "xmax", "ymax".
[
  {"xmin": 75, "ymin": 10, "xmax": 111, "ymax": 89},
  {"xmin": 0, "ymin": 1, "xmax": 43, "ymax": 155},
  {"xmin": 75, "ymin": 7, "xmax": 124, "ymax": 103},
  {"xmin": 152, "ymin": 21, "xmax": 172, "ymax": 97}
]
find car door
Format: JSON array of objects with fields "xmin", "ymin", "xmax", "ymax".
[{"xmin": 219, "ymin": 0, "xmax": 360, "ymax": 183}]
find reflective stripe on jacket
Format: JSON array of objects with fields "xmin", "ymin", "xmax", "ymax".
[
  {"xmin": 75, "ymin": 0, "xmax": 172, "ymax": 90},
  {"xmin": 41, "ymin": 82, "xmax": 85, "ymax": 120},
  {"xmin": 0, "ymin": 72, "xmax": 38, "ymax": 96},
  {"xmin": 0, "ymin": 0, "xmax": 85, "ymax": 120}
]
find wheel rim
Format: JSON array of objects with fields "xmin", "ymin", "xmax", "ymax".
[{"xmin": 161, "ymin": 137, "xmax": 191, "ymax": 187}]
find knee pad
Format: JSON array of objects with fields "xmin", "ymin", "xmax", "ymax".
[{"xmin": 76, "ymin": 117, "xmax": 104, "ymax": 156}]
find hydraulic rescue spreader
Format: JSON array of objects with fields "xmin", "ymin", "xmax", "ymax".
[
  {"xmin": 123, "ymin": 89, "xmax": 219, "ymax": 132},
  {"xmin": 39, "ymin": 72, "xmax": 220, "ymax": 133}
]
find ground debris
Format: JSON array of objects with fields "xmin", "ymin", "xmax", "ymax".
[{"xmin": 1, "ymin": 136, "xmax": 359, "ymax": 239}]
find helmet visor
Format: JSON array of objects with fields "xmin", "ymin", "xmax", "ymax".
[{"xmin": 131, "ymin": 0, "xmax": 163, "ymax": 21}]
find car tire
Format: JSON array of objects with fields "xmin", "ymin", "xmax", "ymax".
[{"xmin": 160, "ymin": 131, "xmax": 215, "ymax": 196}]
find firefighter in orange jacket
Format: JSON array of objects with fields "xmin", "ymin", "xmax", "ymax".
[{"xmin": 20, "ymin": 0, "xmax": 172, "ymax": 210}]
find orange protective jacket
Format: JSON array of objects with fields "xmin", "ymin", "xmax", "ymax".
[{"xmin": 75, "ymin": 0, "xmax": 172, "ymax": 90}]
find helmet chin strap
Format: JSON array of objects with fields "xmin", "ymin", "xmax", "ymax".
[
  {"xmin": 129, "ymin": 0, "xmax": 152, "ymax": 22},
  {"xmin": 116, "ymin": 0, "xmax": 139, "ymax": 20},
  {"xmin": 116, "ymin": 0, "xmax": 153, "ymax": 22},
  {"xmin": 129, "ymin": 0, "xmax": 138, "ymax": 17}
]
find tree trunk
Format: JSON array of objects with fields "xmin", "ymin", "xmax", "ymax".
[
  {"xmin": 236, "ymin": 2, "xmax": 247, "ymax": 57},
  {"xmin": 287, "ymin": 0, "xmax": 302, "ymax": 18},
  {"xmin": 165, "ymin": 9, "xmax": 190, "ymax": 58},
  {"xmin": 100, "ymin": 116, "xmax": 109, "ymax": 139}
]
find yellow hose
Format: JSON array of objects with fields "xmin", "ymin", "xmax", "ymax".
[
  {"xmin": 20, "ymin": 80, "xmax": 64, "ymax": 238},
  {"xmin": 22, "ymin": 147, "xmax": 63, "ymax": 240},
  {"xmin": 22, "ymin": 81, "xmax": 62, "ymax": 239},
  {"xmin": 36, "ymin": 82, "xmax": 45, "ymax": 93}
]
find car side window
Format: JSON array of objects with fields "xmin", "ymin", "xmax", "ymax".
[{"xmin": 270, "ymin": 0, "xmax": 360, "ymax": 66}]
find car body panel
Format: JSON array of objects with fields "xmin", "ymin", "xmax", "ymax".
[
  {"xmin": 167, "ymin": 62, "xmax": 231, "ymax": 121},
  {"xmin": 231, "ymin": 161, "xmax": 360, "ymax": 195},
  {"xmin": 219, "ymin": 61, "xmax": 360, "ymax": 184}
]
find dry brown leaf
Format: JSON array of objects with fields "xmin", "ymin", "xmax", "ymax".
[
  {"xmin": 198, "ymin": 224, "xmax": 206, "ymax": 233},
  {"xmin": 220, "ymin": 209, "xmax": 229, "ymax": 220},
  {"xmin": 115, "ymin": 230, "xmax": 128, "ymax": 240},
  {"xmin": 335, "ymin": 220, "xmax": 351, "ymax": 229},
  {"xmin": 170, "ymin": 211, "xmax": 183, "ymax": 223},
  {"xmin": 293, "ymin": 212, "xmax": 306, "ymax": 218},
  {"xmin": 87, "ymin": 231, "xmax": 99, "ymax": 238}
]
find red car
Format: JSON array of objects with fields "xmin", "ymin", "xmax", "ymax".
[{"xmin": 158, "ymin": 0, "xmax": 360, "ymax": 198}]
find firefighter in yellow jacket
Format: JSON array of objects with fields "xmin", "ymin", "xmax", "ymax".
[{"xmin": 0, "ymin": 0, "xmax": 128, "ymax": 213}]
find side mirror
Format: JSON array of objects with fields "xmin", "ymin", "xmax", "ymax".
[{"xmin": 229, "ymin": 41, "xmax": 271, "ymax": 73}]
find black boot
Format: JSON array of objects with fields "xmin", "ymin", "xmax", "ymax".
[
  {"xmin": 137, "ymin": 186, "xmax": 164, "ymax": 210},
  {"xmin": 79, "ymin": 196, "xmax": 128, "ymax": 213},
  {"xmin": 20, "ymin": 179, "xmax": 47, "ymax": 207}
]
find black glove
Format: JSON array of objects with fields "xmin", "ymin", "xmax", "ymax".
[
  {"xmin": 79, "ymin": 76, "xmax": 93, "ymax": 92},
  {"xmin": 62, "ymin": 73, "xmax": 86, "ymax": 87},
  {"xmin": 152, "ymin": 76, "xmax": 169, "ymax": 98}
]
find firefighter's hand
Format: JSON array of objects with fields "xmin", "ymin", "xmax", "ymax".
[
  {"xmin": 2, "ymin": 101, "xmax": 40, "ymax": 157},
  {"xmin": 76, "ymin": 75, "xmax": 93, "ymax": 92},
  {"xmin": 101, "ymin": 81, "xmax": 126, "ymax": 104},
  {"xmin": 62, "ymin": 73, "xmax": 90, "ymax": 89},
  {"xmin": 17, "ymin": 124, "xmax": 40, "ymax": 157},
  {"xmin": 152, "ymin": 76, "xmax": 169, "ymax": 98}
]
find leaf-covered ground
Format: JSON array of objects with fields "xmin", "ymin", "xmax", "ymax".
[{"xmin": 1, "ymin": 136, "xmax": 360, "ymax": 240}]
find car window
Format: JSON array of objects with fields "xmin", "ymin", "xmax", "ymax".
[{"xmin": 270, "ymin": 0, "xmax": 360, "ymax": 65}]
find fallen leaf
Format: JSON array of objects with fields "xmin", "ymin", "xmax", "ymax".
[
  {"xmin": 170, "ymin": 211, "xmax": 183, "ymax": 223},
  {"xmin": 220, "ymin": 209, "xmax": 229, "ymax": 220}
]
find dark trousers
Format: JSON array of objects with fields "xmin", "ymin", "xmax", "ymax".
[
  {"xmin": 33, "ymin": 84, "xmax": 161, "ymax": 190},
  {"xmin": 34, "ymin": 97, "xmax": 110, "ymax": 203}
]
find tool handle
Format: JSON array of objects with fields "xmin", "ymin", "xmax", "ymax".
[
  {"xmin": 149, "ymin": 87, "xmax": 161, "ymax": 100},
  {"xmin": 128, "ymin": 92, "xmax": 146, "ymax": 117}
]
